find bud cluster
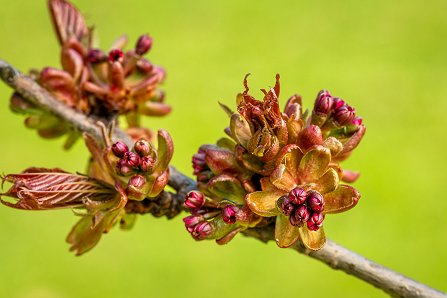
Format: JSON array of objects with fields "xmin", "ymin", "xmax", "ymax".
[
  {"xmin": 280, "ymin": 188, "xmax": 325, "ymax": 231},
  {"xmin": 11, "ymin": 0, "xmax": 170, "ymax": 148},
  {"xmin": 112, "ymin": 140, "xmax": 156, "ymax": 176},
  {"xmin": 312, "ymin": 90, "xmax": 362, "ymax": 128},
  {"xmin": 187, "ymin": 75, "xmax": 364, "ymax": 250},
  {"xmin": 183, "ymin": 191, "xmax": 248, "ymax": 242}
]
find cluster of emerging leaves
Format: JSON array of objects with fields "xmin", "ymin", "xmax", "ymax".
[
  {"xmin": 1, "ymin": 0, "xmax": 174, "ymax": 255},
  {"xmin": 10, "ymin": 0, "xmax": 169, "ymax": 149},
  {"xmin": 185, "ymin": 74, "xmax": 365, "ymax": 250}
]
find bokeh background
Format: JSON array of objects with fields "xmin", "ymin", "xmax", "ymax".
[{"xmin": 1, "ymin": 0, "xmax": 446, "ymax": 297}]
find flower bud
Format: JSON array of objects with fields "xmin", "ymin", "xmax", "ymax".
[
  {"xmin": 111, "ymin": 141, "xmax": 129, "ymax": 158},
  {"xmin": 333, "ymin": 97, "xmax": 345, "ymax": 110},
  {"xmin": 290, "ymin": 205, "xmax": 310, "ymax": 226},
  {"xmin": 297, "ymin": 125, "xmax": 323, "ymax": 150},
  {"xmin": 123, "ymin": 151, "xmax": 141, "ymax": 167},
  {"xmin": 116, "ymin": 159, "xmax": 132, "ymax": 176},
  {"xmin": 280, "ymin": 195, "xmax": 295, "ymax": 216},
  {"xmin": 222, "ymin": 205, "xmax": 238, "ymax": 224},
  {"xmin": 192, "ymin": 221, "xmax": 213, "ymax": 240},
  {"xmin": 134, "ymin": 139, "xmax": 152, "ymax": 156},
  {"xmin": 334, "ymin": 105, "xmax": 356, "ymax": 125},
  {"xmin": 87, "ymin": 48, "xmax": 107, "ymax": 63},
  {"xmin": 128, "ymin": 174, "xmax": 145, "ymax": 189},
  {"xmin": 307, "ymin": 190, "xmax": 325, "ymax": 212},
  {"xmin": 183, "ymin": 215, "xmax": 202, "ymax": 232},
  {"xmin": 108, "ymin": 49, "xmax": 124, "ymax": 63},
  {"xmin": 140, "ymin": 156, "xmax": 155, "ymax": 172},
  {"xmin": 307, "ymin": 212, "xmax": 324, "ymax": 231},
  {"xmin": 184, "ymin": 191, "xmax": 205, "ymax": 210},
  {"xmin": 289, "ymin": 187, "xmax": 307, "ymax": 205},
  {"xmin": 352, "ymin": 116, "xmax": 363, "ymax": 126},
  {"xmin": 135, "ymin": 34, "xmax": 153, "ymax": 55},
  {"xmin": 314, "ymin": 90, "xmax": 333, "ymax": 114}
]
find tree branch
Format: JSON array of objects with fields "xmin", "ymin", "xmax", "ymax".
[{"xmin": 0, "ymin": 59, "xmax": 445, "ymax": 298}]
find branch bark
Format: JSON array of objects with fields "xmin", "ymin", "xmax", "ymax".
[{"xmin": 0, "ymin": 59, "xmax": 445, "ymax": 298}]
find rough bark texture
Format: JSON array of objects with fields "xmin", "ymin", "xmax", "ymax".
[{"xmin": 1, "ymin": 60, "xmax": 445, "ymax": 298}]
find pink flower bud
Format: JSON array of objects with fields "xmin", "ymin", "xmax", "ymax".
[
  {"xmin": 123, "ymin": 151, "xmax": 141, "ymax": 168},
  {"xmin": 108, "ymin": 49, "xmax": 124, "ymax": 63},
  {"xmin": 135, "ymin": 34, "xmax": 153, "ymax": 55},
  {"xmin": 140, "ymin": 156, "xmax": 155, "ymax": 172},
  {"xmin": 307, "ymin": 212, "xmax": 324, "ymax": 231},
  {"xmin": 87, "ymin": 49, "xmax": 107, "ymax": 63},
  {"xmin": 222, "ymin": 205, "xmax": 238, "ymax": 224},
  {"xmin": 314, "ymin": 90, "xmax": 333, "ymax": 114},
  {"xmin": 334, "ymin": 104, "xmax": 356, "ymax": 125},
  {"xmin": 128, "ymin": 174, "xmax": 145, "ymax": 189},
  {"xmin": 352, "ymin": 116, "xmax": 363, "ymax": 125},
  {"xmin": 333, "ymin": 97, "xmax": 345, "ymax": 110},
  {"xmin": 192, "ymin": 221, "xmax": 213, "ymax": 240},
  {"xmin": 280, "ymin": 196, "xmax": 294, "ymax": 216},
  {"xmin": 289, "ymin": 187, "xmax": 307, "ymax": 205},
  {"xmin": 290, "ymin": 205, "xmax": 310, "ymax": 226},
  {"xmin": 184, "ymin": 191, "xmax": 205, "ymax": 210},
  {"xmin": 183, "ymin": 215, "xmax": 202, "ymax": 232},
  {"xmin": 134, "ymin": 139, "xmax": 152, "ymax": 156},
  {"xmin": 307, "ymin": 190, "xmax": 325, "ymax": 212},
  {"xmin": 111, "ymin": 141, "xmax": 129, "ymax": 158},
  {"xmin": 116, "ymin": 159, "xmax": 132, "ymax": 176}
]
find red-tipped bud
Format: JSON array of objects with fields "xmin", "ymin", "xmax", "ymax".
[
  {"xmin": 140, "ymin": 156, "xmax": 155, "ymax": 172},
  {"xmin": 289, "ymin": 187, "xmax": 308, "ymax": 205},
  {"xmin": 108, "ymin": 49, "xmax": 124, "ymax": 63},
  {"xmin": 290, "ymin": 205, "xmax": 310, "ymax": 226},
  {"xmin": 111, "ymin": 141, "xmax": 129, "ymax": 158},
  {"xmin": 116, "ymin": 159, "xmax": 133, "ymax": 176},
  {"xmin": 87, "ymin": 49, "xmax": 107, "ymax": 63},
  {"xmin": 307, "ymin": 190, "xmax": 325, "ymax": 212},
  {"xmin": 280, "ymin": 195, "xmax": 295, "ymax": 216},
  {"xmin": 314, "ymin": 90, "xmax": 333, "ymax": 114},
  {"xmin": 128, "ymin": 174, "xmax": 145, "ymax": 189},
  {"xmin": 184, "ymin": 191, "xmax": 205, "ymax": 210},
  {"xmin": 123, "ymin": 151, "xmax": 141, "ymax": 167},
  {"xmin": 134, "ymin": 139, "xmax": 152, "ymax": 157},
  {"xmin": 222, "ymin": 205, "xmax": 238, "ymax": 224},
  {"xmin": 333, "ymin": 97, "xmax": 345, "ymax": 110},
  {"xmin": 307, "ymin": 212, "xmax": 324, "ymax": 231},
  {"xmin": 192, "ymin": 221, "xmax": 213, "ymax": 240},
  {"xmin": 183, "ymin": 215, "xmax": 202, "ymax": 232},
  {"xmin": 135, "ymin": 34, "xmax": 153, "ymax": 55},
  {"xmin": 334, "ymin": 105, "xmax": 356, "ymax": 125},
  {"xmin": 352, "ymin": 116, "xmax": 363, "ymax": 126}
]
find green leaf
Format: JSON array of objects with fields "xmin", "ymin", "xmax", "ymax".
[
  {"xmin": 245, "ymin": 189, "xmax": 284, "ymax": 217},
  {"xmin": 324, "ymin": 185, "xmax": 360, "ymax": 214},
  {"xmin": 298, "ymin": 145, "xmax": 331, "ymax": 182},
  {"xmin": 275, "ymin": 214, "xmax": 300, "ymax": 248},
  {"xmin": 298, "ymin": 225, "xmax": 326, "ymax": 250}
]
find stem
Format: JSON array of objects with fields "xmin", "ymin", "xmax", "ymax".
[{"xmin": 0, "ymin": 60, "xmax": 445, "ymax": 298}]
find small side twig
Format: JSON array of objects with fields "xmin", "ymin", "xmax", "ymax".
[{"xmin": 0, "ymin": 59, "xmax": 445, "ymax": 298}]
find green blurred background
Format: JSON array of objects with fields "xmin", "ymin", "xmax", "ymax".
[{"xmin": 1, "ymin": 0, "xmax": 446, "ymax": 297}]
